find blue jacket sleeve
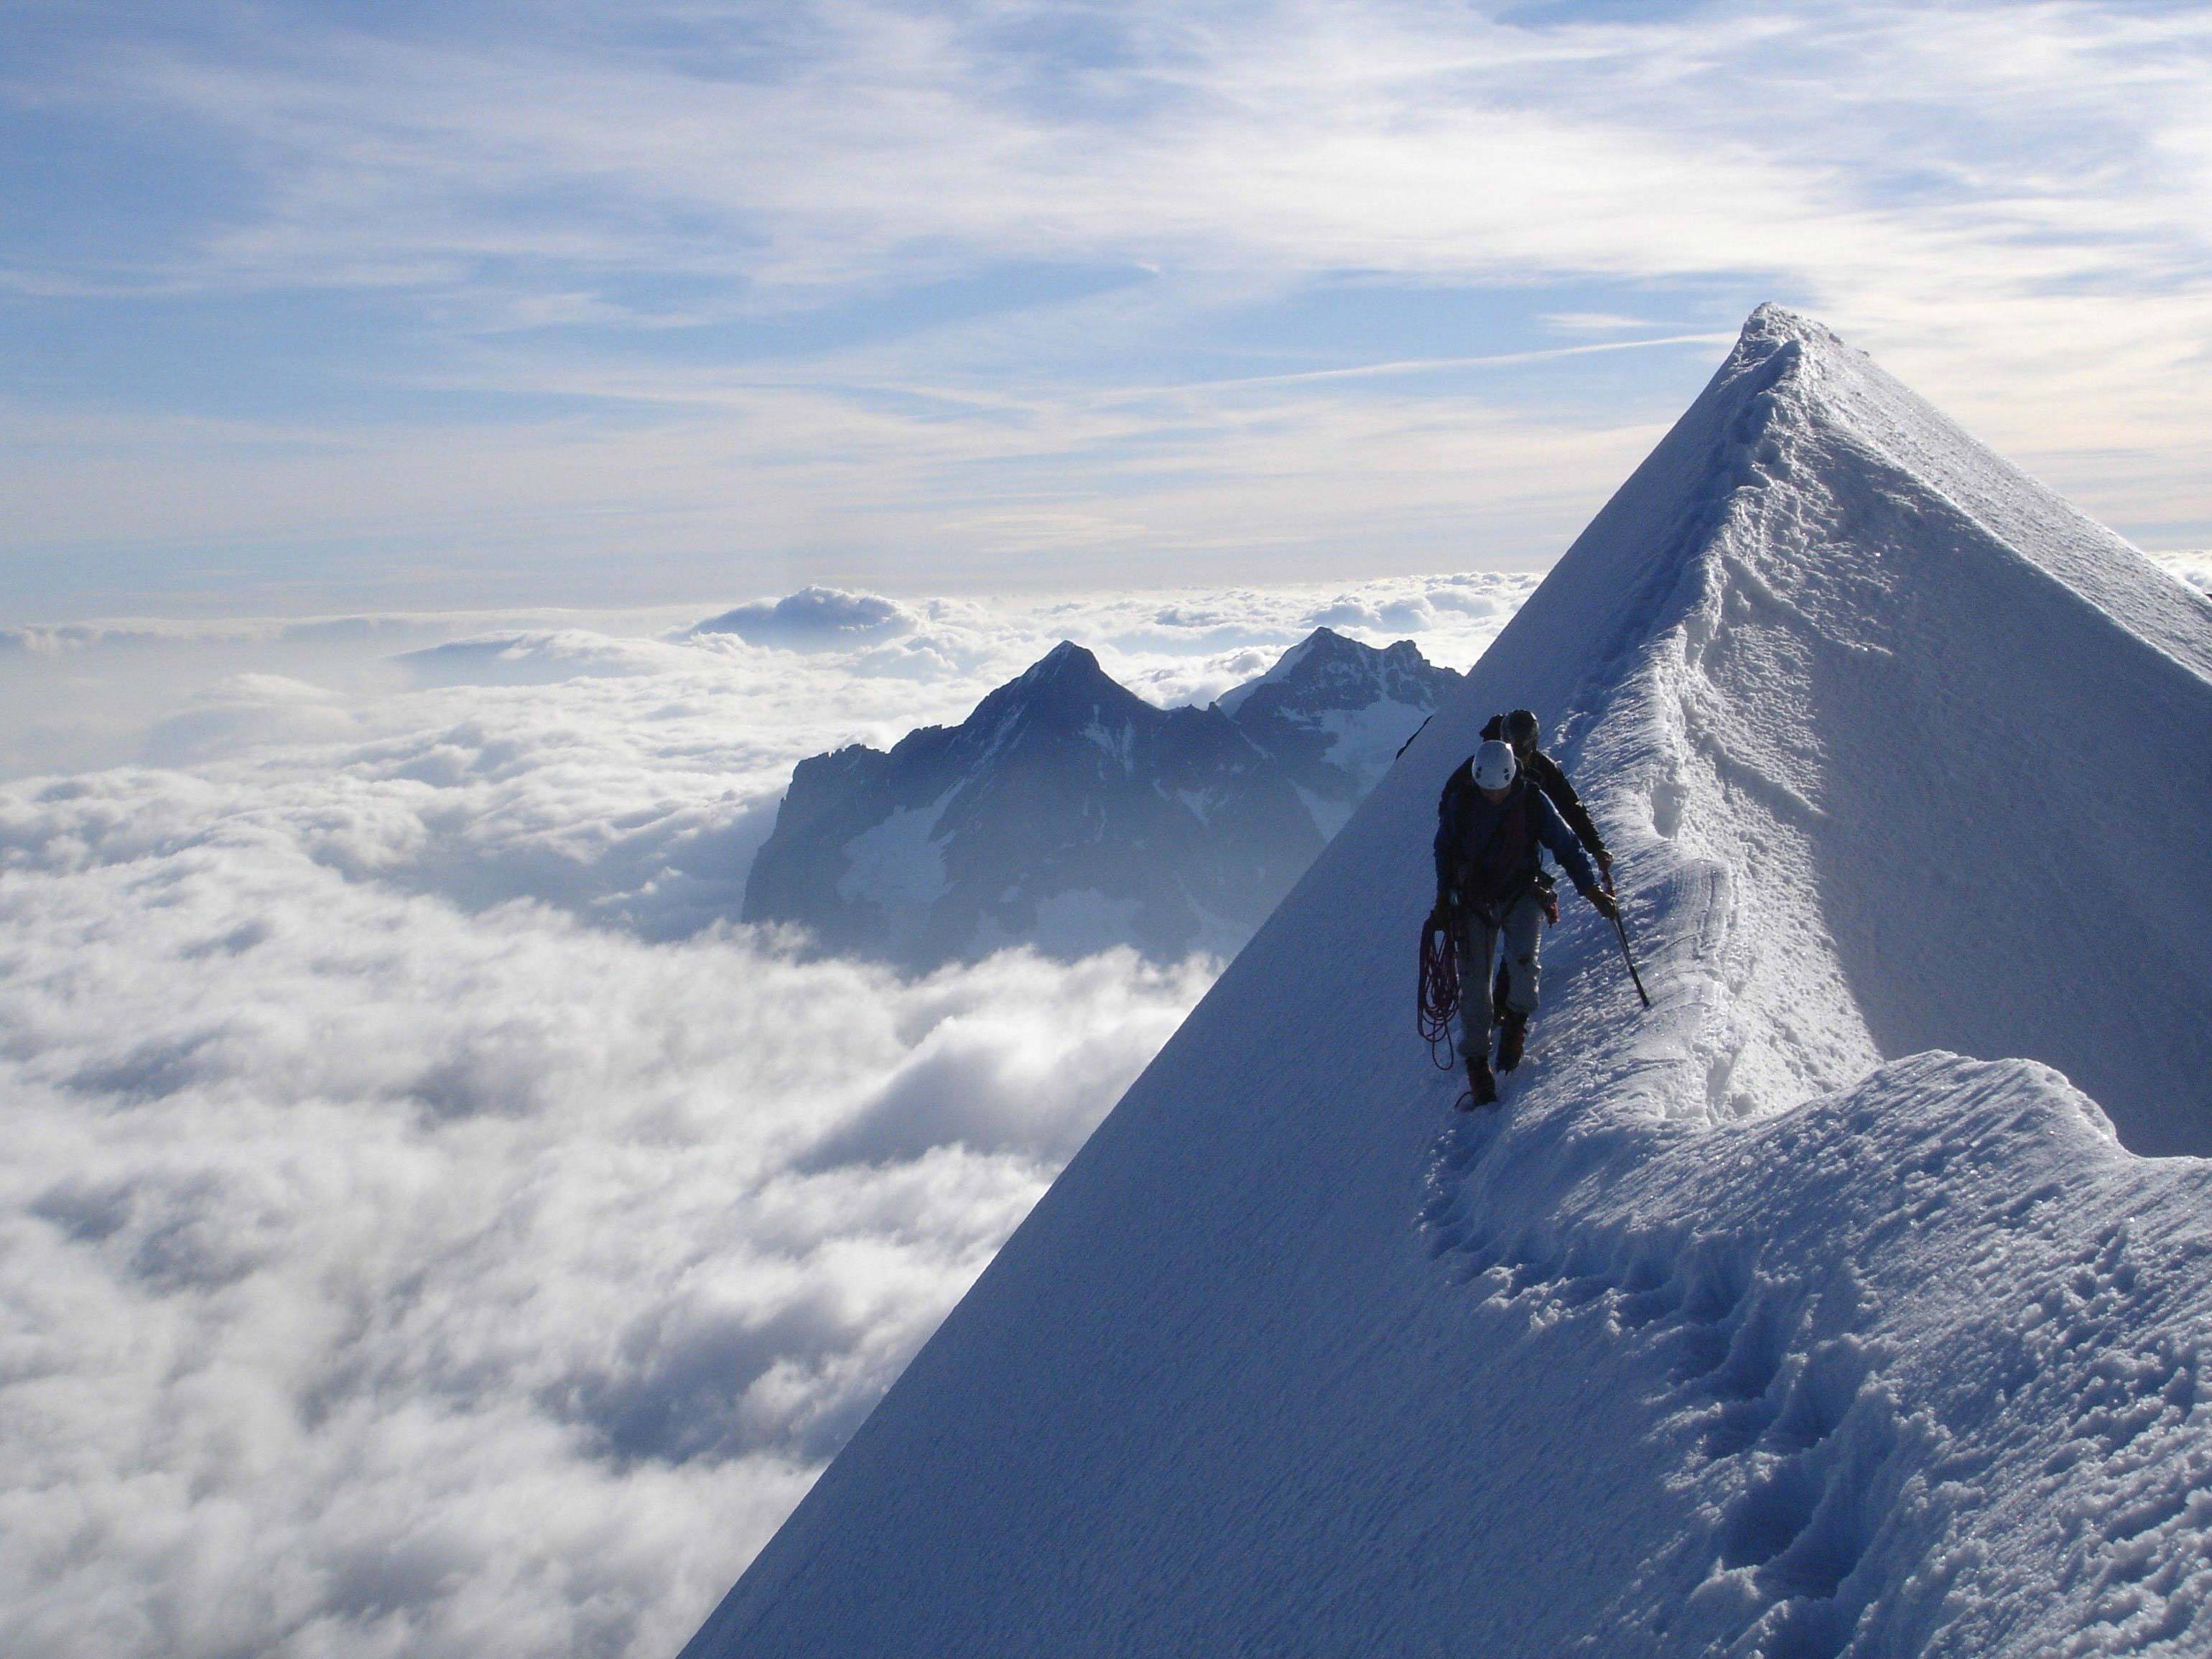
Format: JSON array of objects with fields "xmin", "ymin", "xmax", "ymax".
[{"xmin": 1530, "ymin": 789, "xmax": 1598, "ymax": 894}]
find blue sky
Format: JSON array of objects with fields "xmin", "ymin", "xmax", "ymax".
[{"xmin": 5, "ymin": 0, "xmax": 2212, "ymax": 618}]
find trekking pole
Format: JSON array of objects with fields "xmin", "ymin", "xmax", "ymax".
[{"xmin": 1612, "ymin": 908, "xmax": 1652, "ymax": 1010}]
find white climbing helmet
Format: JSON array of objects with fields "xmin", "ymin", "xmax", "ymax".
[{"xmin": 1472, "ymin": 739, "xmax": 1518, "ymax": 791}]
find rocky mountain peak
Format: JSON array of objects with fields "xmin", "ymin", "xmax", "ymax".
[
  {"xmin": 977, "ymin": 640, "xmax": 1141, "ymax": 723},
  {"xmin": 743, "ymin": 631, "xmax": 1462, "ymax": 967}
]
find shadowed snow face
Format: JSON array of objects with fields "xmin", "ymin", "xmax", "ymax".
[{"xmin": 0, "ymin": 571, "xmax": 1532, "ymax": 1659}]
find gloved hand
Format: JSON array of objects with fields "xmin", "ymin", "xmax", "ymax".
[
  {"xmin": 1597, "ymin": 851, "xmax": 1615, "ymax": 894},
  {"xmin": 1584, "ymin": 887, "xmax": 1619, "ymax": 921}
]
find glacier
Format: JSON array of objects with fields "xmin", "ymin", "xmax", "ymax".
[{"xmin": 677, "ymin": 306, "xmax": 2212, "ymax": 1656}]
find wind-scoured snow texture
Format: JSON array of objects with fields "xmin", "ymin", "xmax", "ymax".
[{"xmin": 682, "ymin": 309, "xmax": 2212, "ymax": 1657}]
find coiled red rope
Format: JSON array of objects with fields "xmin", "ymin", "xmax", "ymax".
[{"xmin": 1417, "ymin": 911, "xmax": 1461, "ymax": 1071}]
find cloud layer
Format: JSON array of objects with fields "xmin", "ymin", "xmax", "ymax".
[
  {"xmin": 0, "ymin": 804, "xmax": 1208, "ymax": 1656},
  {"xmin": 2152, "ymin": 549, "xmax": 2211, "ymax": 597},
  {"xmin": 0, "ymin": 572, "xmax": 1531, "ymax": 1658}
]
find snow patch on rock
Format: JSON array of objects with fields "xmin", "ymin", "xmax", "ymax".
[{"xmin": 835, "ymin": 791, "xmax": 953, "ymax": 909}]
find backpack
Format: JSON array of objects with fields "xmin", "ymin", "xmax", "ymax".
[{"xmin": 1446, "ymin": 772, "xmax": 1538, "ymax": 916}]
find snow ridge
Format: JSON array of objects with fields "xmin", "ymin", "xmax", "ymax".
[{"xmin": 678, "ymin": 309, "xmax": 2212, "ymax": 1658}]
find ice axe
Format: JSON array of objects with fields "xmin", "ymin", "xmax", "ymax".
[{"xmin": 1610, "ymin": 906, "xmax": 1652, "ymax": 1010}]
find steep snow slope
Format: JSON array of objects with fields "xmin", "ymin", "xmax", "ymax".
[{"xmin": 679, "ymin": 309, "xmax": 2212, "ymax": 1656}]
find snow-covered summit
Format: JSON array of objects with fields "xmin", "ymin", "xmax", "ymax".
[
  {"xmin": 1505, "ymin": 299, "xmax": 2211, "ymax": 1151},
  {"xmin": 1215, "ymin": 624, "xmax": 1445, "ymax": 717},
  {"xmin": 1217, "ymin": 626, "xmax": 1464, "ymax": 833},
  {"xmin": 684, "ymin": 307, "xmax": 2212, "ymax": 1656}
]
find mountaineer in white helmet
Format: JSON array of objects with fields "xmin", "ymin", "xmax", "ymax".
[{"xmin": 1431, "ymin": 737, "xmax": 1617, "ymax": 1107}]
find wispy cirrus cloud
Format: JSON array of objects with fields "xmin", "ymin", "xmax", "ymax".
[{"xmin": 6, "ymin": 1, "xmax": 2211, "ymax": 615}]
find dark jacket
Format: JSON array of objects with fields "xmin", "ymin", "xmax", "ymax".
[
  {"xmin": 1433, "ymin": 767, "xmax": 1598, "ymax": 912},
  {"xmin": 1479, "ymin": 714, "xmax": 1607, "ymax": 863}
]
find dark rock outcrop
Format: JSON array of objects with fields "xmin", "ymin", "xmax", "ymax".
[{"xmin": 743, "ymin": 631, "xmax": 1461, "ymax": 966}]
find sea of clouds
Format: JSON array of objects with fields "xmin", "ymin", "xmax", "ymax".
[
  {"xmin": 2158, "ymin": 549, "xmax": 2212, "ymax": 598},
  {"xmin": 0, "ymin": 570, "xmax": 1541, "ymax": 1659}
]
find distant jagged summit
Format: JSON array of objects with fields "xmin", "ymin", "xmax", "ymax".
[
  {"xmin": 1216, "ymin": 625, "xmax": 1448, "ymax": 720},
  {"xmin": 743, "ymin": 628, "xmax": 1461, "ymax": 967},
  {"xmin": 1215, "ymin": 626, "xmax": 1462, "ymax": 834},
  {"xmin": 687, "ymin": 307, "xmax": 2212, "ymax": 1658},
  {"xmin": 962, "ymin": 641, "xmax": 1146, "ymax": 748}
]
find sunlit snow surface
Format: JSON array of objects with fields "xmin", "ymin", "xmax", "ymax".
[
  {"xmin": 684, "ymin": 311, "xmax": 2212, "ymax": 1656},
  {"xmin": 0, "ymin": 572, "xmax": 1532, "ymax": 1658}
]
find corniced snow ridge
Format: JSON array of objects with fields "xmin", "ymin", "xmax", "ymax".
[{"xmin": 677, "ymin": 306, "xmax": 2212, "ymax": 1657}]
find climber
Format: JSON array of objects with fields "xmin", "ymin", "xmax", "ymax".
[
  {"xmin": 1480, "ymin": 708, "xmax": 1612, "ymax": 891},
  {"xmin": 1477, "ymin": 707, "xmax": 1615, "ymax": 1021},
  {"xmin": 1432, "ymin": 739, "xmax": 1617, "ymax": 1107}
]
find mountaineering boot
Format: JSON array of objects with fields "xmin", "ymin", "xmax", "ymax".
[
  {"xmin": 1496, "ymin": 1008, "xmax": 1528, "ymax": 1074},
  {"xmin": 1459, "ymin": 1056, "xmax": 1498, "ymax": 1110}
]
